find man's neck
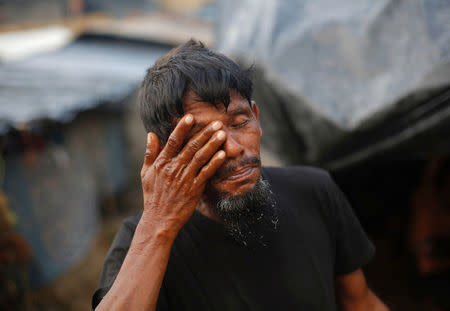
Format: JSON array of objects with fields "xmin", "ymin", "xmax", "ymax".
[{"xmin": 196, "ymin": 197, "xmax": 221, "ymax": 222}]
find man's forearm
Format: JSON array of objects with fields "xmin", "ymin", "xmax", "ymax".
[{"xmin": 95, "ymin": 212, "xmax": 177, "ymax": 311}]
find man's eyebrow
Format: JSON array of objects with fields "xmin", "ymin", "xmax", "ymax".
[{"xmin": 227, "ymin": 107, "xmax": 251, "ymax": 116}]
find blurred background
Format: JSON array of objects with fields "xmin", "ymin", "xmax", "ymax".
[{"xmin": 0, "ymin": 0, "xmax": 449, "ymax": 310}]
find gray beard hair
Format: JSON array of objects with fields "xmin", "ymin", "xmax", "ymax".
[{"xmin": 210, "ymin": 177, "xmax": 279, "ymax": 248}]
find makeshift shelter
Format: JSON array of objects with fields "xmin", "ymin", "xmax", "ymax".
[
  {"xmin": 0, "ymin": 32, "xmax": 170, "ymax": 287},
  {"xmin": 217, "ymin": 0, "xmax": 450, "ymax": 168}
]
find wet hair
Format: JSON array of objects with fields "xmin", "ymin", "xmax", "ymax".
[{"xmin": 138, "ymin": 39, "xmax": 253, "ymax": 144}]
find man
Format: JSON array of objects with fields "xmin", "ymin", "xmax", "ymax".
[{"xmin": 92, "ymin": 40, "xmax": 389, "ymax": 311}]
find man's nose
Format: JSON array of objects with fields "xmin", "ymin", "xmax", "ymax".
[{"xmin": 223, "ymin": 132, "xmax": 244, "ymax": 159}]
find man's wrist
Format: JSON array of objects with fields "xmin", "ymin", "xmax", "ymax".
[{"xmin": 133, "ymin": 210, "xmax": 180, "ymax": 247}]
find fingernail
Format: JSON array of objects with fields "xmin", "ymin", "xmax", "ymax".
[
  {"xmin": 217, "ymin": 130, "xmax": 226, "ymax": 140},
  {"xmin": 212, "ymin": 121, "xmax": 222, "ymax": 131},
  {"xmin": 147, "ymin": 133, "xmax": 151, "ymax": 144},
  {"xmin": 217, "ymin": 150, "xmax": 226, "ymax": 158},
  {"xmin": 185, "ymin": 115, "xmax": 193, "ymax": 124}
]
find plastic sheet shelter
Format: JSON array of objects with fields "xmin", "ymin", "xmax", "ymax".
[
  {"xmin": 216, "ymin": 0, "xmax": 450, "ymax": 169},
  {"xmin": 0, "ymin": 34, "xmax": 170, "ymax": 287}
]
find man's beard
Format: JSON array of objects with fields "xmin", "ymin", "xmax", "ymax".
[{"xmin": 207, "ymin": 175, "xmax": 279, "ymax": 248}]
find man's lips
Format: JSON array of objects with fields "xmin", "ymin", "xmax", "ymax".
[{"xmin": 221, "ymin": 165, "xmax": 258, "ymax": 182}]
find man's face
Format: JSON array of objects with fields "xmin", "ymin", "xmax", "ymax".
[{"xmin": 182, "ymin": 89, "xmax": 262, "ymax": 198}]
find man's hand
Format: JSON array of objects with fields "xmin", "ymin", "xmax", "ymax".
[
  {"xmin": 95, "ymin": 115, "xmax": 227, "ymax": 311},
  {"xmin": 140, "ymin": 114, "xmax": 227, "ymax": 240}
]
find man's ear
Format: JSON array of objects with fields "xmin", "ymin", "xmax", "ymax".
[
  {"xmin": 251, "ymin": 100, "xmax": 259, "ymax": 120},
  {"xmin": 251, "ymin": 100, "xmax": 262, "ymax": 136}
]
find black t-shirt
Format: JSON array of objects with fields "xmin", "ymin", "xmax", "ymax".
[{"xmin": 92, "ymin": 166, "xmax": 375, "ymax": 310}]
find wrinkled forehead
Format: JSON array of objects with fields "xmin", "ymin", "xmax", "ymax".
[{"xmin": 182, "ymin": 89, "xmax": 250, "ymax": 114}]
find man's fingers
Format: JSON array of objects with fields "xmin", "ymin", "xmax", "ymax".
[
  {"xmin": 178, "ymin": 120, "xmax": 223, "ymax": 162},
  {"xmin": 186, "ymin": 130, "xmax": 226, "ymax": 175},
  {"xmin": 195, "ymin": 150, "xmax": 226, "ymax": 185},
  {"xmin": 144, "ymin": 132, "xmax": 160, "ymax": 167},
  {"xmin": 159, "ymin": 114, "xmax": 194, "ymax": 159}
]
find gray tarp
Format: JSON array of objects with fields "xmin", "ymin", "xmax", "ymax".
[{"xmin": 217, "ymin": 0, "xmax": 450, "ymax": 168}]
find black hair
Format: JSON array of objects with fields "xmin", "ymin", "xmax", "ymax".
[{"xmin": 138, "ymin": 39, "xmax": 253, "ymax": 144}]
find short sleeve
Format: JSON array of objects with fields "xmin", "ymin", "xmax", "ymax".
[
  {"xmin": 323, "ymin": 174, "xmax": 376, "ymax": 276},
  {"xmin": 91, "ymin": 213, "xmax": 169, "ymax": 310}
]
